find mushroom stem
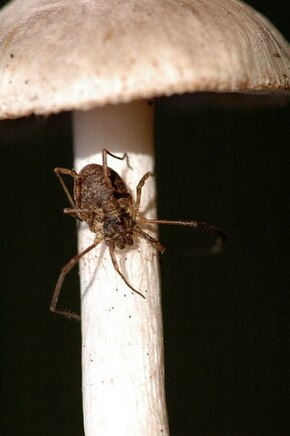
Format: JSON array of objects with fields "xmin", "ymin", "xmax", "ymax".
[{"xmin": 73, "ymin": 100, "xmax": 169, "ymax": 436}]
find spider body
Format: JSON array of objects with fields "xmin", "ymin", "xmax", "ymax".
[{"xmin": 73, "ymin": 164, "xmax": 135, "ymax": 249}]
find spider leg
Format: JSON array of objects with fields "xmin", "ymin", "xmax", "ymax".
[
  {"xmin": 134, "ymin": 226, "xmax": 165, "ymax": 254},
  {"xmin": 54, "ymin": 167, "xmax": 78, "ymax": 208},
  {"xmin": 102, "ymin": 148, "xmax": 131, "ymax": 187},
  {"xmin": 133, "ymin": 171, "xmax": 154, "ymax": 220},
  {"xmin": 143, "ymin": 219, "xmax": 226, "ymax": 240},
  {"xmin": 63, "ymin": 207, "xmax": 92, "ymax": 222},
  {"xmin": 142, "ymin": 218, "xmax": 227, "ymax": 253},
  {"xmin": 109, "ymin": 247, "xmax": 145, "ymax": 299},
  {"xmin": 50, "ymin": 241, "xmax": 101, "ymax": 321}
]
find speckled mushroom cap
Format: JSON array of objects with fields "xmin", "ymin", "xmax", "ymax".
[{"xmin": 0, "ymin": 0, "xmax": 289, "ymax": 119}]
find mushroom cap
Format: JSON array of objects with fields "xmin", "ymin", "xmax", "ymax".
[{"xmin": 0, "ymin": 0, "xmax": 289, "ymax": 119}]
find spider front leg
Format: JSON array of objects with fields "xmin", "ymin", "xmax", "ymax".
[
  {"xmin": 50, "ymin": 241, "xmax": 101, "ymax": 321},
  {"xmin": 144, "ymin": 219, "xmax": 227, "ymax": 240},
  {"xmin": 134, "ymin": 226, "xmax": 165, "ymax": 254},
  {"xmin": 143, "ymin": 218, "xmax": 227, "ymax": 253},
  {"xmin": 108, "ymin": 247, "xmax": 145, "ymax": 299}
]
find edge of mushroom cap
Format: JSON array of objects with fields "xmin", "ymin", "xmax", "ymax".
[{"xmin": 0, "ymin": 0, "xmax": 289, "ymax": 119}]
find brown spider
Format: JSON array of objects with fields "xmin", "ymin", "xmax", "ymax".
[{"xmin": 50, "ymin": 149, "xmax": 226, "ymax": 321}]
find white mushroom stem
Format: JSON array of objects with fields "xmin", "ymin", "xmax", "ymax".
[{"xmin": 73, "ymin": 100, "xmax": 169, "ymax": 436}]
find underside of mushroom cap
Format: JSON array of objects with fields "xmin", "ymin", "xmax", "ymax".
[{"xmin": 0, "ymin": 0, "xmax": 289, "ymax": 119}]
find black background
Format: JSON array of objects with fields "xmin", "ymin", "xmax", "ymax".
[{"xmin": 1, "ymin": 1, "xmax": 290, "ymax": 435}]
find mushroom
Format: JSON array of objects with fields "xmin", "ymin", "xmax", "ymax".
[{"xmin": 0, "ymin": 0, "xmax": 289, "ymax": 435}]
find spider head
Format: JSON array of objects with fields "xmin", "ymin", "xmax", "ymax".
[{"xmin": 104, "ymin": 213, "xmax": 135, "ymax": 249}]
